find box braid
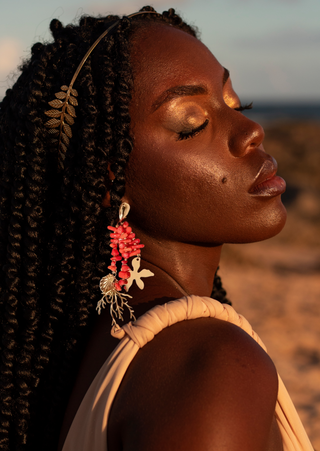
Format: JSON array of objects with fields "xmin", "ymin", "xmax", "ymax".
[{"xmin": 0, "ymin": 6, "xmax": 229, "ymax": 451}]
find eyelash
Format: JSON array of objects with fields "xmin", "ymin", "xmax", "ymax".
[
  {"xmin": 177, "ymin": 119, "xmax": 209, "ymax": 141},
  {"xmin": 234, "ymin": 102, "xmax": 253, "ymax": 112}
]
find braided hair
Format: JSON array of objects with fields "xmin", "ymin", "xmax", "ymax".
[{"xmin": 0, "ymin": 6, "xmax": 229, "ymax": 450}]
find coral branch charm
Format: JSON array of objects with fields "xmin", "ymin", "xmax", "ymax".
[{"xmin": 96, "ymin": 202, "xmax": 154, "ymax": 329}]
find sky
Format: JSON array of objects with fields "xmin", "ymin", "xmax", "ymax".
[{"xmin": 0, "ymin": 0, "xmax": 319, "ymax": 102}]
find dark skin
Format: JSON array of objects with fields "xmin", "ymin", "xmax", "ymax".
[{"xmin": 58, "ymin": 24, "xmax": 286, "ymax": 450}]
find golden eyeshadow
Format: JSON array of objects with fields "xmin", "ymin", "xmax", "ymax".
[{"xmin": 162, "ymin": 100, "xmax": 207, "ymax": 132}]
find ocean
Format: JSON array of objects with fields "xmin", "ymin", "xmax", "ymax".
[{"xmin": 242, "ymin": 102, "xmax": 320, "ymax": 126}]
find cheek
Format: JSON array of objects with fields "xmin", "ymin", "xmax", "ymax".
[
  {"xmin": 124, "ymin": 135, "xmax": 286, "ymax": 244},
  {"xmin": 124, "ymin": 137, "xmax": 239, "ymax": 241}
]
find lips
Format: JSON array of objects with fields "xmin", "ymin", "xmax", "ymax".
[{"xmin": 249, "ymin": 157, "xmax": 286, "ymax": 197}]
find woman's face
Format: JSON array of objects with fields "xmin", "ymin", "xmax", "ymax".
[{"xmin": 124, "ymin": 24, "xmax": 286, "ymax": 245}]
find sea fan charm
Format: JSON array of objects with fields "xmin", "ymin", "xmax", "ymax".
[{"xmin": 96, "ymin": 274, "xmax": 134, "ymax": 328}]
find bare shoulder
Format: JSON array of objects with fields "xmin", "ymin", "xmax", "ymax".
[{"xmin": 108, "ymin": 316, "xmax": 280, "ymax": 451}]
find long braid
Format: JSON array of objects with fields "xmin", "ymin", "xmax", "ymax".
[
  {"xmin": 27, "ymin": 16, "xmax": 126, "ymax": 449},
  {"xmin": 110, "ymin": 18, "xmax": 134, "ymax": 216},
  {"xmin": 211, "ymin": 268, "xmax": 231, "ymax": 305},
  {"xmin": 28, "ymin": 22, "xmax": 110, "ymax": 448},
  {"xmin": 0, "ymin": 66, "xmax": 32, "ymax": 450},
  {"xmin": 0, "ymin": 8, "xmax": 229, "ymax": 450}
]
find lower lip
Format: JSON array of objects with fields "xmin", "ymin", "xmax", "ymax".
[{"xmin": 249, "ymin": 175, "xmax": 286, "ymax": 197}]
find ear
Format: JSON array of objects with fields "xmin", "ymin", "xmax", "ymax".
[{"xmin": 102, "ymin": 164, "xmax": 115, "ymax": 208}]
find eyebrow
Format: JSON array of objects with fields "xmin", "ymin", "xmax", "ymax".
[
  {"xmin": 151, "ymin": 67, "xmax": 230, "ymax": 112},
  {"xmin": 151, "ymin": 85, "xmax": 207, "ymax": 112}
]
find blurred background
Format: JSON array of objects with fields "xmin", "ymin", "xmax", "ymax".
[{"xmin": 1, "ymin": 0, "xmax": 319, "ymax": 446}]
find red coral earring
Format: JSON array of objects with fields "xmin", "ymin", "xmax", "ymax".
[{"xmin": 96, "ymin": 202, "xmax": 154, "ymax": 330}]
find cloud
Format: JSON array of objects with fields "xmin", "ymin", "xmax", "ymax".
[
  {"xmin": 0, "ymin": 38, "xmax": 23, "ymax": 72},
  {"xmin": 0, "ymin": 38, "xmax": 24, "ymax": 99}
]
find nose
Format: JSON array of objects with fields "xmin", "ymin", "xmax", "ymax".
[{"xmin": 228, "ymin": 115, "xmax": 265, "ymax": 157}]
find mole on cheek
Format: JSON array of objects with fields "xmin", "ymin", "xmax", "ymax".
[{"xmin": 221, "ymin": 177, "xmax": 228, "ymax": 184}]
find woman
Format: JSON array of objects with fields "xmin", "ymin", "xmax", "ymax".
[{"xmin": 0, "ymin": 6, "xmax": 313, "ymax": 451}]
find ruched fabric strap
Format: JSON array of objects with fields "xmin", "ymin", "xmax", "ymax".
[
  {"xmin": 63, "ymin": 295, "xmax": 314, "ymax": 451},
  {"xmin": 113, "ymin": 295, "xmax": 267, "ymax": 351}
]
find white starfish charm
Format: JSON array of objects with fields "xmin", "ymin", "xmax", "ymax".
[{"xmin": 126, "ymin": 257, "xmax": 154, "ymax": 290}]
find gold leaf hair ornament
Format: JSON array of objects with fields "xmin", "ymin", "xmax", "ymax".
[{"xmin": 44, "ymin": 10, "xmax": 160, "ymax": 170}]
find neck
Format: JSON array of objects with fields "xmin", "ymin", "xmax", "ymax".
[{"xmin": 126, "ymin": 230, "xmax": 222, "ymax": 305}]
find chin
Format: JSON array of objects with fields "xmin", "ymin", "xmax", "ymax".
[
  {"xmin": 249, "ymin": 201, "xmax": 287, "ymax": 243},
  {"xmin": 265, "ymin": 199, "xmax": 287, "ymax": 237},
  {"xmin": 229, "ymin": 200, "xmax": 287, "ymax": 245}
]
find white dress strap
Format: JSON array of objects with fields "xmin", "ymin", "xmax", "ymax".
[{"xmin": 62, "ymin": 295, "xmax": 313, "ymax": 451}]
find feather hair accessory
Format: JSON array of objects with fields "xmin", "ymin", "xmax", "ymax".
[{"xmin": 44, "ymin": 10, "xmax": 160, "ymax": 169}]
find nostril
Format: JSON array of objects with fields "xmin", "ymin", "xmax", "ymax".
[
  {"xmin": 228, "ymin": 118, "xmax": 265, "ymax": 157},
  {"xmin": 248, "ymin": 124, "xmax": 265, "ymax": 149}
]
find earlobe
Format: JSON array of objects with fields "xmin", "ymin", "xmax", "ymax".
[
  {"xmin": 101, "ymin": 186, "xmax": 129, "ymax": 209},
  {"xmin": 102, "ymin": 190, "xmax": 112, "ymax": 208}
]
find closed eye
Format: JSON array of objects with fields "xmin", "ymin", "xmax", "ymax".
[{"xmin": 177, "ymin": 119, "xmax": 209, "ymax": 141}]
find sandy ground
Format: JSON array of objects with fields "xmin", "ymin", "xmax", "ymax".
[
  {"xmin": 216, "ymin": 119, "xmax": 320, "ymax": 447},
  {"xmin": 219, "ymin": 238, "xmax": 320, "ymax": 448}
]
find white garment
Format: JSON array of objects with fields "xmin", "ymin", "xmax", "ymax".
[{"xmin": 62, "ymin": 295, "xmax": 314, "ymax": 451}]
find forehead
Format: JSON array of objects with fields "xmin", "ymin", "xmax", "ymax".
[{"xmin": 130, "ymin": 24, "xmax": 224, "ymax": 112}]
